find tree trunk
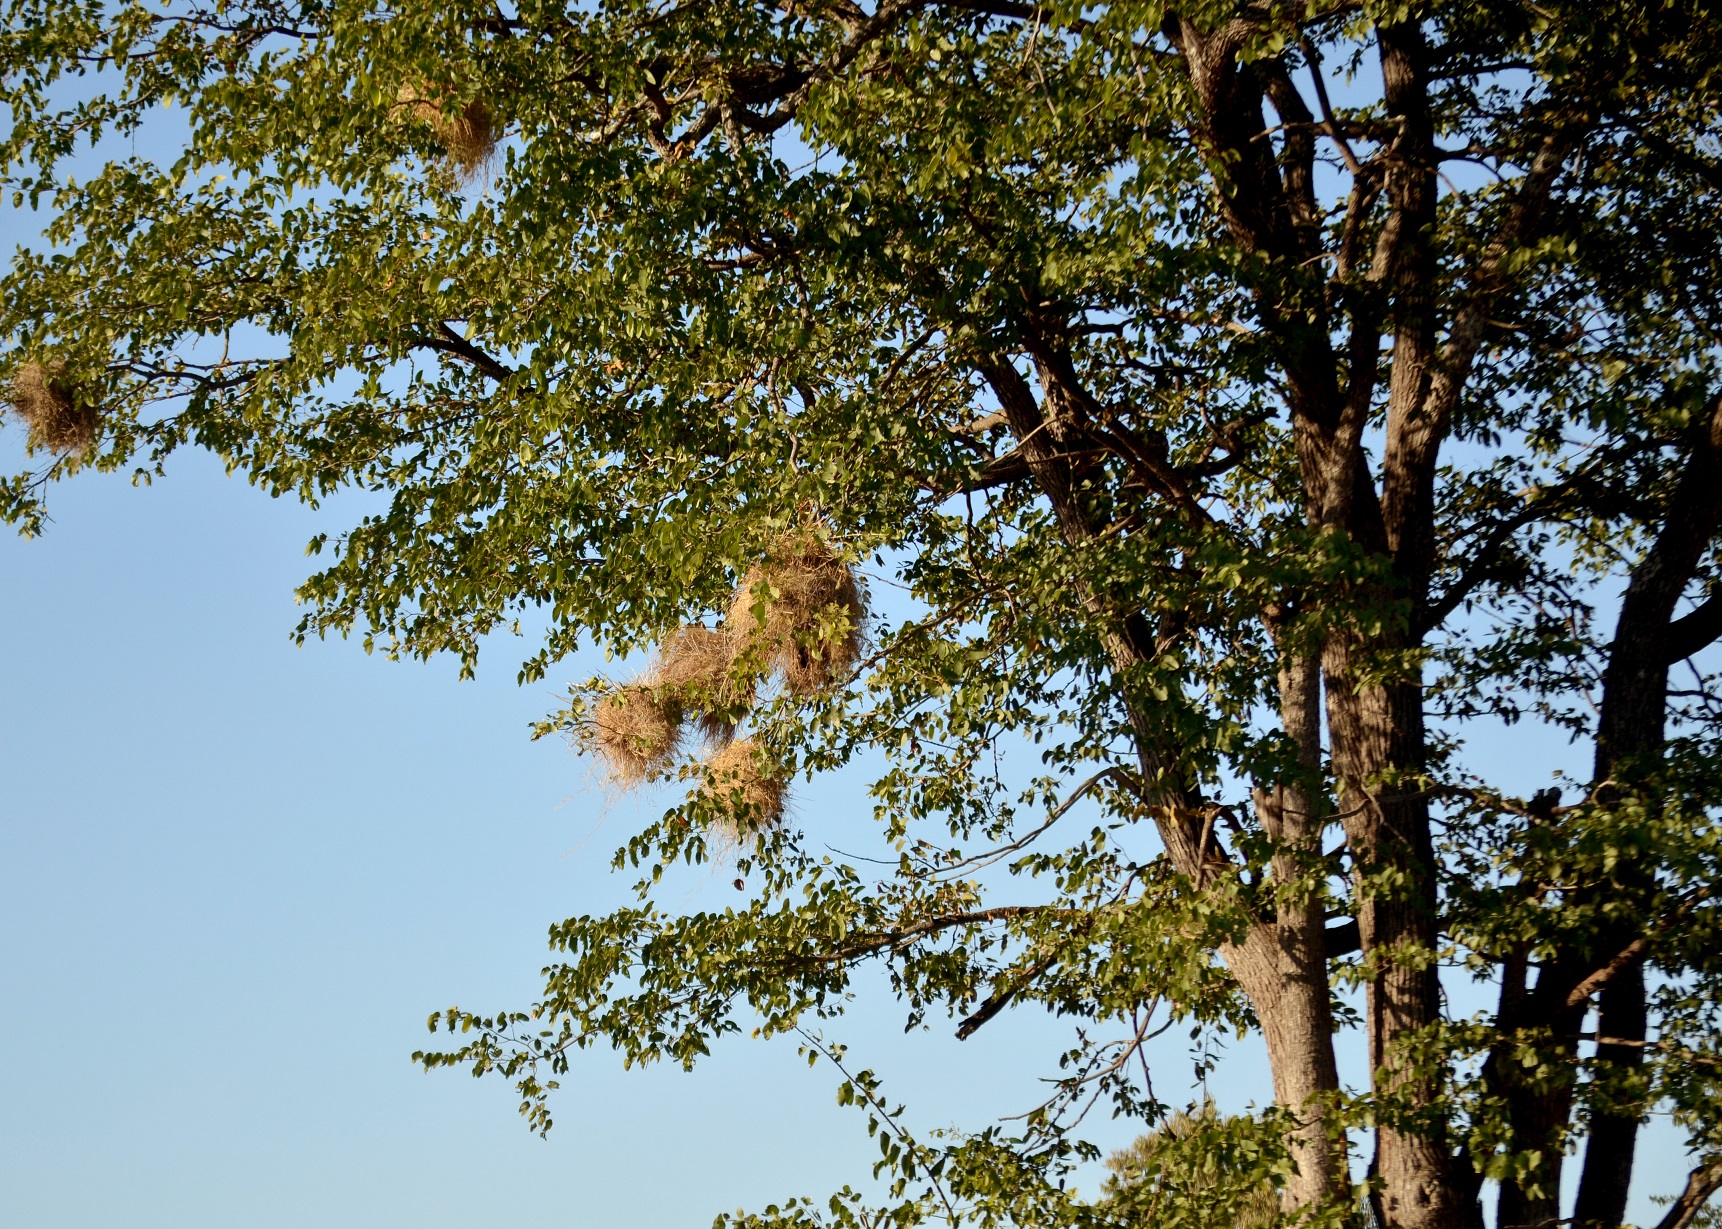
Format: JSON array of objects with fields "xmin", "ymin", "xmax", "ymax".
[
  {"xmin": 1325, "ymin": 647, "xmax": 1481, "ymax": 1229},
  {"xmin": 1256, "ymin": 650, "xmax": 1344, "ymax": 1210},
  {"xmin": 1495, "ymin": 1000, "xmax": 1583, "ymax": 1229},
  {"xmin": 1572, "ymin": 960, "xmax": 1646, "ymax": 1228}
]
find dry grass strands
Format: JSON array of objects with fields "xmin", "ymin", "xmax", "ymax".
[
  {"xmin": 397, "ymin": 84, "xmax": 497, "ymax": 181},
  {"xmin": 650, "ymin": 624, "xmax": 755, "ymax": 741},
  {"xmin": 651, "ymin": 624, "xmax": 733, "ymax": 689},
  {"xmin": 726, "ymin": 532, "xmax": 865, "ymax": 695},
  {"xmin": 699, "ymin": 737, "xmax": 786, "ymax": 842},
  {"xmin": 589, "ymin": 684, "xmax": 680, "ymax": 787},
  {"xmin": 6, "ymin": 362, "xmax": 97, "ymax": 454}
]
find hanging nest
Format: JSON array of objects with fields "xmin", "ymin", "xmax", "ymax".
[
  {"xmin": 588, "ymin": 683, "xmax": 680, "ymax": 787},
  {"xmin": 397, "ymin": 83, "xmax": 497, "ymax": 181},
  {"xmin": 649, "ymin": 624, "xmax": 755, "ymax": 741},
  {"xmin": 726, "ymin": 531, "xmax": 866, "ymax": 695},
  {"xmin": 5, "ymin": 362, "xmax": 98, "ymax": 455},
  {"xmin": 698, "ymin": 737, "xmax": 787, "ymax": 841}
]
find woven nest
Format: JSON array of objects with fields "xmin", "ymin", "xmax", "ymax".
[
  {"xmin": 699, "ymin": 737, "xmax": 787, "ymax": 840},
  {"xmin": 649, "ymin": 624, "xmax": 755, "ymax": 741},
  {"xmin": 726, "ymin": 531, "xmax": 865, "ymax": 695},
  {"xmin": 398, "ymin": 83, "xmax": 496, "ymax": 181},
  {"xmin": 589, "ymin": 683, "xmax": 680, "ymax": 787},
  {"xmin": 6, "ymin": 362, "xmax": 97, "ymax": 454}
]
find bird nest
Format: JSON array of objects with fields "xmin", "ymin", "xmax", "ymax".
[
  {"xmin": 397, "ymin": 83, "xmax": 497, "ymax": 182},
  {"xmin": 589, "ymin": 683, "xmax": 680, "ymax": 787},
  {"xmin": 698, "ymin": 736, "xmax": 787, "ymax": 842},
  {"xmin": 726, "ymin": 531, "xmax": 866, "ymax": 695},
  {"xmin": 583, "ymin": 528, "xmax": 861, "ymax": 819},
  {"xmin": 5, "ymin": 362, "xmax": 97, "ymax": 454},
  {"xmin": 649, "ymin": 624, "xmax": 755, "ymax": 741}
]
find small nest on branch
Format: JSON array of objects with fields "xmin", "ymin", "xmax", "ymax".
[
  {"xmin": 699, "ymin": 737, "xmax": 787, "ymax": 840},
  {"xmin": 650, "ymin": 624, "xmax": 755, "ymax": 741},
  {"xmin": 5, "ymin": 362, "xmax": 98, "ymax": 454},
  {"xmin": 398, "ymin": 83, "xmax": 497, "ymax": 181},
  {"xmin": 589, "ymin": 684, "xmax": 680, "ymax": 787},
  {"xmin": 726, "ymin": 531, "xmax": 866, "ymax": 695}
]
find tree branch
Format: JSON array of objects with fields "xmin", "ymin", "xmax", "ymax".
[
  {"xmin": 1664, "ymin": 593, "xmax": 1722, "ymax": 663},
  {"xmin": 1651, "ymin": 1157, "xmax": 1722, "ymax": 1229},
  {"xmin": 410, "ymin": 325, "xmax": 515, "ymax": 382},
  {"xmin": 811, "ymin": 905, "xmax": 1062, "ymax": 964},
  {"xmin": 956, "ymin": 951, "xmax": 1055, "ymax": 1039}
]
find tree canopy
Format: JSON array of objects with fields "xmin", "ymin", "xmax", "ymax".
[{"xmin": 5, "ymin": 1, "xmax": 1722, "ymax": 1226}]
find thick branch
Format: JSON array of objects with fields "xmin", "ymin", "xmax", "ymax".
[
  {"xmin": 411, "ymin": 325, "xmax": 515, "ymax": 382},
  {"xmin": 812, "ymin": 905, "xmax": 1060, "ymax": 964},
  {"xmin": 1652, "ymin": 1158, "xmax": 1722, "ymax": 1229},
  {"xmin": 1664, "ymin": 592, "xmax": 1722, "ymax": 663}
]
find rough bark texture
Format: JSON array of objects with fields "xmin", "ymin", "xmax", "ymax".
[
  {"xmin": 1326, "ymin": 646, "xmax": 1480, "ymax": 1229},
  {"xmin": 1256, "ymin": 650, "xmax": 1344, "ymax": 1209}
]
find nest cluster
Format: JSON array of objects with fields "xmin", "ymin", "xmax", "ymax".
[
  {"xmin": 4, "ymin": 362, "xmax": 98, "ymax": 455},
  {"xmin": 728, "ymin": 532, "xmax": 866, "ymax": 696},
  {"xmin": 588, "ymin": 530, "xmax": 866, "ymax": 840},
  {"xmin": 398, "ymin": 84, "xmax": 497, "ymax": 181}
]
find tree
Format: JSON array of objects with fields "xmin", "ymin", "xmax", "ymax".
[
  {"xmin": 5, "ymin": 1, "xmax": 1722, "ymax": 1226},
  {"xmin": 1103, "ymin": 1108, "xmax": 1287, "ymax": 1229}
]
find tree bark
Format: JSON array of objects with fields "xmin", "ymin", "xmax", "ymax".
[
  {"xmin": 1256, "ymin": 649, "xmax": 1344, "ymax": 1210},
  {"xmin": 1325, "ymin": 638, "xmax": 1480, "ymax": 1229},
  {"xmin": 1495, "ymin": 1002, "xmax": 1584, "ymax": 1229},
  {"xmin": 1649, "ymin": 1157, "xmax": 1722, "ymax": 1229},
  {"xmin": 1571, "ymin": 960, "xmax": 1646, "ymax": 1228},
  {"xmin": 1312, "ymin": 23, "xmax": 1485, "ymax": 1229}
]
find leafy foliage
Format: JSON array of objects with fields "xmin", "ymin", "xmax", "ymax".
[{"xmin": 6, "ymin": 1, "xmax": 1722, "ymax": 1227}]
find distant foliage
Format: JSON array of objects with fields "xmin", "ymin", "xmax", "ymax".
[{"xmin": 1102, "ymin": 1109, "xmax": 1284, "ymax": 1229}]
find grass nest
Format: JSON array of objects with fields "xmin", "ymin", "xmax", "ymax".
[
  {"xmin": 726, "ymin": 531, "xmax": 866, "ymax": 695},
  {"xmin": 589, "ymin": 683, "xmax": 680, "ymax": 787},
  {"xmin": 698, "ymin": 737, "xmax": 787, "ymax": 841},
  {"xmin": 585, "ymin": 537, "xmax": 859, "ymax": 795},
  {"xmin": 398, "ymin": 83, "xmax": 497, "ymax": 182},
  {"xmin": 5, "ymin": 362, "xmax": 98, "ymax": 454},
  {"xmin": 650, "ymin": 624, "xmax": 755, "ymax": 741}
]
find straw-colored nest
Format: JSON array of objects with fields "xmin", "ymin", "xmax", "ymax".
[
  {"xmin": 398, "ymin": 83, "xmax": 496, "ymax": 181},
  {"xmin": 650, "ymin": 624, "xmax": 755, "ymax": 741},
  {"xmin": 726, "ymin": 532, "xmax": 865, "ymax": 695},
  {"xmin": 699, "ymin": 737, "xmax": 787, "ymax": 838},
  {"xmin": 5, "ymin": 362, "xmax": 97, "ymax": 454},
  {"xmin": 589, "ymin": 683, "xmax": 680, "ymax": 786}
]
